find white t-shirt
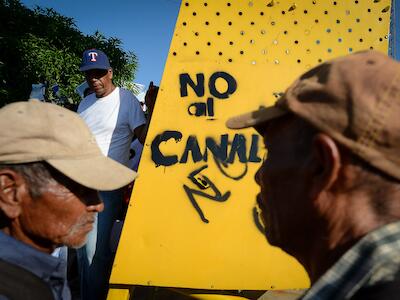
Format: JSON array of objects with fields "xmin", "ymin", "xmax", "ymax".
[{"xmin": 78, "ymin": 87, "xmax": 146, "ymax": 166}]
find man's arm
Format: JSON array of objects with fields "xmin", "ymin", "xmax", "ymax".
[
  {"xmin": 134, "ymin": 124, "xmax": 147, "ymax": 144},
  {"xmin": 134, "ymin": 82, "xmax": 159, "ymax": 144}
]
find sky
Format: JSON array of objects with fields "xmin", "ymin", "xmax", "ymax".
[{"xmin": 21, "ymin": 0, "xmax": 181, "ymax": 87}]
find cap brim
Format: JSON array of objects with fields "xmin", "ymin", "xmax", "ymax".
[
  {"xmin": 226, "ymin": 105, "xmax": 288, "ymax": 129},
  {"xmin": 47, "ymin": 155, "xmax": 137, "ymax": 191},
  {"xmin": 79, "ymin": 65, "xmax": 110, "ymax": 72}
]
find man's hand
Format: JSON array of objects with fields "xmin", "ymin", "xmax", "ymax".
[
  {"xmin": 134, "ymin": 81, "xmax": 159, "ymax": 144},
  {"xmin": 145, "ymin": 81, "xmax": 159, "ymax": 117}
]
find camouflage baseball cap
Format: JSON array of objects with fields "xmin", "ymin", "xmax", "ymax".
[
  {"xmin": 226, "ymin": 51, "xmax": 400, "ymax": 180},
  {"xmin": 0, "ymin": 100, "xmax": 137, "ymax": 190}
]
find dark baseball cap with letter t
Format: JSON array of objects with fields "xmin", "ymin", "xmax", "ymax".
[{"xmin": 79, "ymin": 49, "xmax": 111, "ymax": 72}]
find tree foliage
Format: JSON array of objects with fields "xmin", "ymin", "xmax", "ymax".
[{"xmin": 0, "ymin": 0, "xmax": 138, "ymax": 106}]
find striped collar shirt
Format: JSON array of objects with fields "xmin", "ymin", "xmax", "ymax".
[{"xmin": 302, "ymin": 221, "xmax": 400, "ymax": 300}]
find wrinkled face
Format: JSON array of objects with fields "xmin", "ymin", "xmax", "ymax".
[
  {"xmin": 255, "ymin": 116, "xmax": 315, "ymax": 252},
  {"xmin": 85, "ymin": 68, "xmax": 113, "ymax": 98},
  {"xmin": 19, "ymin": 175, "xmax": 103, "ymax": 250}
]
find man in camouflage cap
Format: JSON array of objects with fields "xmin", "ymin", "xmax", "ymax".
[{"xmin": 227, "ymin": 51, "xmax": 400, "ymax": 299}]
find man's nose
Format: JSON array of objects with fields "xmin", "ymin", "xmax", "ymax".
[
  {"xmin": 85, "ymin": 192, "xmax": 104, "ymax": 211},
  {"xmin": 85, "ymin": 72, "xmax": 97, "ymax": 82},
  {"xmin": 87, "ymin": 75, "xmax": 97, "ymax": 83},
  {"xmin": 87, "ymin": 201, "xmax": 104, "ymax": 213}
]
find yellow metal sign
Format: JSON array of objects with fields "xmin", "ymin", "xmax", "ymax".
[{"xmin": 110, "ymin": 0, "xmax": 391, "ymax": 290}]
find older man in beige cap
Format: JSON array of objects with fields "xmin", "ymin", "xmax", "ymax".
[
  {"xmin": 227, "ymin": 51, "xmax": 400, "ymax": 299},
  {"xmin": 0, "ymin": 100, "xmax": 137, "ymax": 300}
]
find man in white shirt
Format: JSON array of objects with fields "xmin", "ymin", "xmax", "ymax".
[{"xmin": 77, "ymin": 49, "xmax": 147, "ymax": 300}]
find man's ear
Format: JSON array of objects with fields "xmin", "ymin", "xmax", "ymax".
[
  {"xmin": 108, "ymin": 68, "xmax": 113, "ymax": 80},
  {"xmin": 310, "ymin": 133, "xmax": 342, "ymax": 197},
  {"xmin": 0, "ymin": 169, "xmax": 24, "ymax": 219}
]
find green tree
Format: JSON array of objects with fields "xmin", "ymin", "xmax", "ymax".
[{"xmin": 0, "ymin": 0, "xmax": 138, "ymax": 107}]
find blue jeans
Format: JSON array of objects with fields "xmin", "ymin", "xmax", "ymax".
[{"xmin": 77, "ymin": 189, "xmax": 124, "ymax": 300}]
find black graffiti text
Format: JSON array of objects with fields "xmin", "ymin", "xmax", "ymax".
[
  {"xmin": 183, "ymin": 165, "xmax": 231, "ymax": 223},
  {"xmin": 151, "ymin": 130, "xmax": 262, "ymax": 167},
  {"xmin": 180, "ymin": 71, "xmax": 237, "ymax": 119}
]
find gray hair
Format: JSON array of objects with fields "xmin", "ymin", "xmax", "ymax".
[{"xmin": 0, "ymin": 161, "xmax": 54, "ymax": 198}]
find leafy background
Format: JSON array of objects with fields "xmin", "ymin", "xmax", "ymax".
[{"xmin": 0, "ymin": 0, "xmax": 138, "ymax": 107}]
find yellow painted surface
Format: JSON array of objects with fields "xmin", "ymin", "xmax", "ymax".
[
  {"xmin": 107, "ymin": 288, "xmax": 131, "ymax": 300},
  {"xmin": 110, "ymin": 0, "xmax": 391, "ymax": 290}
]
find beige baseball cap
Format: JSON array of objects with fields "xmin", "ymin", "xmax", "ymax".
[
  {"xmin": 0, "ymin": 100, "xmax": 137, "ymax": 190},
  {"xmin": 227, "ymin": 51, "xmax": 400, "ymax": 181}
]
